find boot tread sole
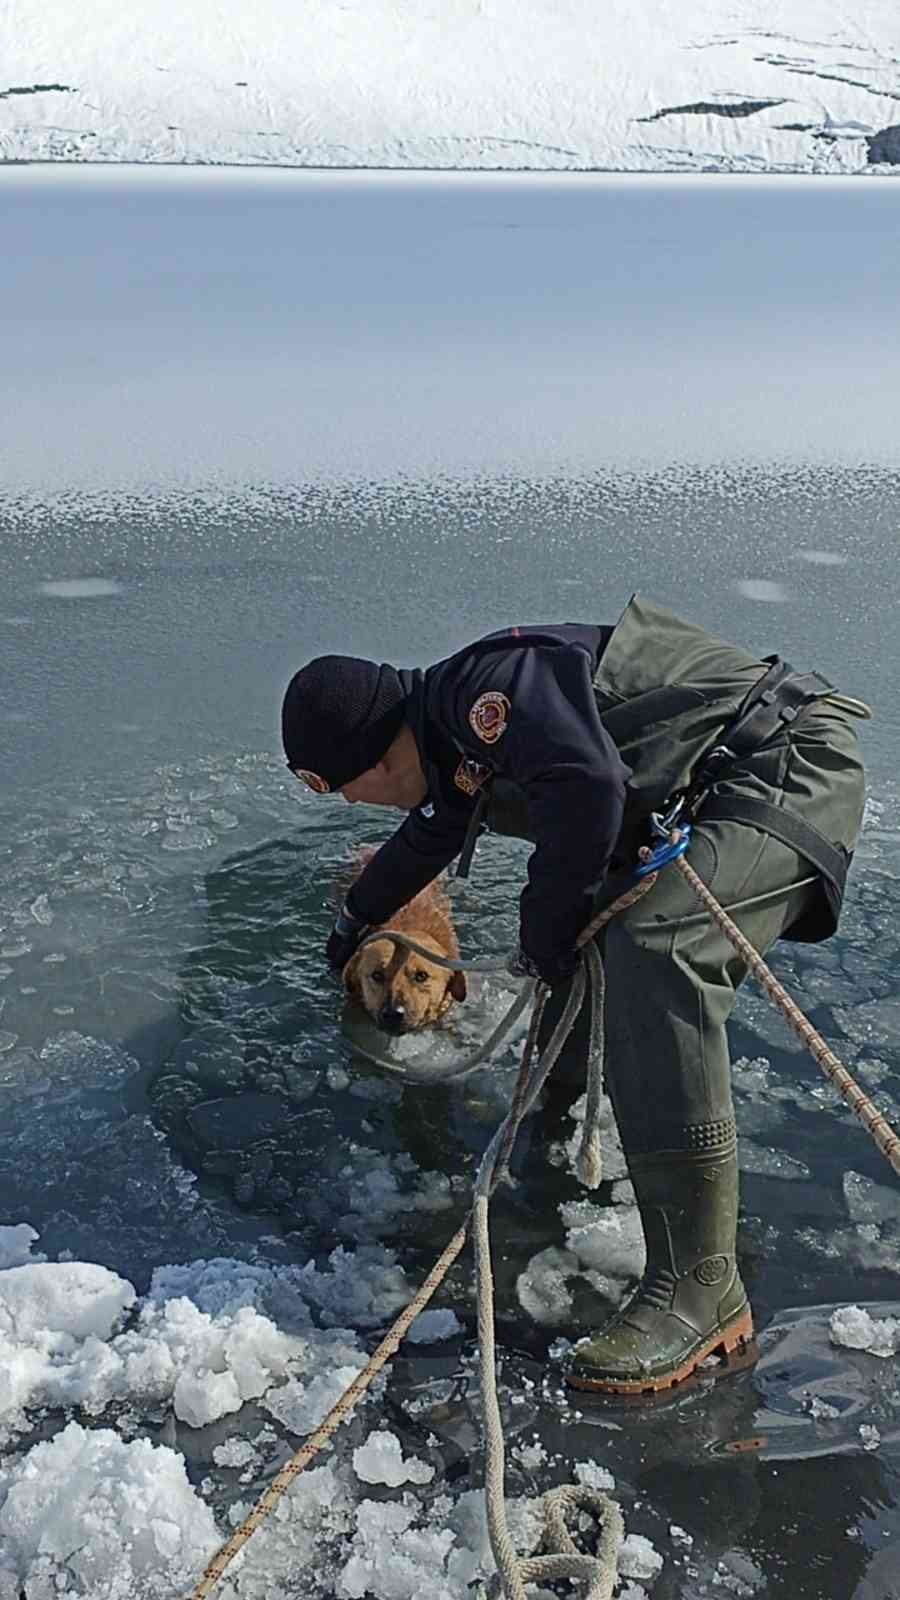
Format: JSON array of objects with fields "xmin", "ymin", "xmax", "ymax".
[{"xmin": 567, "ymin": 1304, "xmax": 754, "ymax": 1396}]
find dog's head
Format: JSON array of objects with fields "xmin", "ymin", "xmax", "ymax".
[{"xmin": 343, "ymin": 932, "xmax": 467, "ymax": 1033}]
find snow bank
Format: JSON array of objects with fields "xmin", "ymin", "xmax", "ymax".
[{"xmin": 2, "ymin": 0, "xmax": 899, "ymax": 173}]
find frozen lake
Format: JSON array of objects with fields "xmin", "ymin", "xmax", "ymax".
[{"xmin": 1, "ymin": 169, "xmax": 900, "ymax": 1598}]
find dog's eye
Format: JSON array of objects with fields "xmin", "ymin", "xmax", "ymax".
[
  {"xmin": 370, "ymin": 969, "xmax": 385, "ymax": 984},
  {"xmin": 413, "ymin": 970, "xmax": 430, "ymax": 984}
]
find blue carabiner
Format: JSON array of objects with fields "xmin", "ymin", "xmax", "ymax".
[{"xmin": 633, "ymin": 820, "xmax": 693, "ymax": 878}]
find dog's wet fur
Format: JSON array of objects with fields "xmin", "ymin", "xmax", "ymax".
[{"xmin": 342, "ymin": 853, "xmax": 467, "ymax": 1034}]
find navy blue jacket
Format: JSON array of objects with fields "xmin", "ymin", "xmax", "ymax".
[{"xmin": 345, "ymin": 624, "xmax": 632, "ymax": 982}]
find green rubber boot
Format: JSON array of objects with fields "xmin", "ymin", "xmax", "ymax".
[{"xmin": 567, "ymin": 1145, "xmax": 754, "ymax": 1396}]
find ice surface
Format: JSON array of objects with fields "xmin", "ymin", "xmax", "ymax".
[{"xmin": 830, "ymin": 1304, "xmax": 900, "ymax": 1358}]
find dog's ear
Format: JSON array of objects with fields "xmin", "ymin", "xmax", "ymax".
[
  {"xmin": 448, "ymin": 969, "xmax": 467, "ymax": 1003},
  {"xmin": 343, "ymin": 950, "xmax": 363, "ymax": 998}
]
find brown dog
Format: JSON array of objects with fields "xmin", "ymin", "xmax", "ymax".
[{"xmin": 342, "ymin": 861, "xmax": 467, "ymax": 1034}]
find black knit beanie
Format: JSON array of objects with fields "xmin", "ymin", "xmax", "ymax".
[{"xmin": 281, "ymin": 655, "xmax": 407, "ymax": 792}]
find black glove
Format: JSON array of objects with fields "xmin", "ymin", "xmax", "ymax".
[
  {"xmin": 507, "ymin": 945, "xmax": 579, "ymax": 988},
  {"xmin": 326, "ymin": 901, "xmax": 369, "ymax": 971}
]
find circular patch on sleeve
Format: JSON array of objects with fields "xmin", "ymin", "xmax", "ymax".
[
  {"xmin": 292, "ymin": 768, "xmax": 331, "ymax": 794},
  {"xmin": 469, "ymin": 691, "xmax": 510, "ymax": 745}
]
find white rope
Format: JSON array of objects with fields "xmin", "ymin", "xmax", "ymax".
[{"xmin": 470, "ymin": 962, "xmax": 623, "ymax": 1600}]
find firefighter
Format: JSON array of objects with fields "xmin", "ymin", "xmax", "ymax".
[{"xmin": 280, "ymin": 595, "xmax": 867, "ymax": 1394}]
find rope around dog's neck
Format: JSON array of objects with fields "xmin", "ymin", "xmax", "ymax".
[
  {"xmin": 343, "ymin": 873, "xmax": 654, "ymax": 1088},
  {"xmin": 343, "ymin": 937, "xmax": 533, "ymax": 1085}
]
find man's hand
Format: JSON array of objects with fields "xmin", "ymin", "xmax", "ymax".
[
  {"xmin": 326, "ymin": 902, "xmax": 370, "ymax": 971},
  {"xmin": 507, "ymin": 945, "xmax": 579, "ymax": 988}
]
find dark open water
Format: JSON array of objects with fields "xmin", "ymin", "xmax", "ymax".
[{"xmin": 1, "ymin": 169, "xmax": 900, "ymax": 1598}]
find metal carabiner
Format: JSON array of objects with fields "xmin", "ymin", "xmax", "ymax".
[{"xmin": 633, "ymin": 815, "xmax": 693, "ymax": 878}]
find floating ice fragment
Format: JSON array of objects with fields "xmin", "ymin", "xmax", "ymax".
[
  {"xmin": 405, "ymin": 1308, "xmax": 463, "ymax": 1344},
  {"xmin": 860, "ymin": 1423, "xmax": 881, "ymax": 1450},
  {"xmin": 738, "ymin": 1141, "xmax": 810, "ymax": 1180},
  {"xmin": 0, "ymin": 1421, "xmax": 218, "ymax": 1594},
  {"xmin": 712, "ymin": 1549, "xmax": 766, "ymax": 1593},
  {"xmin": 352, "ymin": 1428, "xmax": 434, "ymax": 1486},
  {"xmin": 264, "ymin": 1365, "xmax": 368, "ymax": 1435},
  {"xmin": 733, "ymin": 580, "xmax": 789, "ymax": 603},
  {"xmin": 806, "ymin": 1395, "xmax": 840, "ymax": 1420},
  {"xmin": 0, "ymin": 1223, "xmax": 46, "ymax": 1271},
  {"xmin": 619, "ymin": 1532, "xmax": 664, "ymax": 1582},
  {"xmin": 574, "ymin": 1460, "xmax": 615, "ymax": 1491},
  {"xmin": 212, "ymin": 1436, "xmax": 258, "ymax": 1469},
  {"xmin": 0, "ymin": 1259, "xmax": 135, "ymax": 1343},
  {"xmin": 38, "ymin": 578, "xmax": 124, "ymax": 598},
  {"xmin": 562, "ymin": 1197, "xmax": 645, "ymax": 1283},
  {"xmin": 339, "ymin": 1496, "xmax": 456, "ymax": 1599},
  {"xmin": 843, "ymin": 1170, "xmax": 900, "ymax": 1228},
  {"xmin": 830, "ymin": 1304, "xmax": 900, "ymax": 1358},
  {"xmin": 516, "ymin": 1245, "xmax": 575, "ymax": 1324},
  {"xmin": 28, "ymin": 894, "xmax": 52, "ymax": 925},
  {"xmin": 670, "ymin": 1524, "xmax": 694, "ymax": 1548}
]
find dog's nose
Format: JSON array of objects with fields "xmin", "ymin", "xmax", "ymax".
[{"xmin": 379, "ymin": 1003, "xmax": 408, "ymax": 1034}]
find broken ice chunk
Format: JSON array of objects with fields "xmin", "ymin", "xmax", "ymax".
[
  {"xmin": 352, "ymin": 1428, "xmax": 434, "ymax": 1486},
  {"xmin": 405, "ymin": 1308, "xmax": 463, "ymax": 1344},
  {"xmin": 829, "ymin": 1304, "xmax": 900, "ymax": 1358},
  {"xmin": 574, "ymin": 1460, "xmax": 615, "ymax": 1491},
  {"xmin": 619, "ymin": 1532, "xmax": 663, "ymax": 1582}
]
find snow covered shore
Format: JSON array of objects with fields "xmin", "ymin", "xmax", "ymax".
[{"xmin": 2, "ymin": 0, "xmax": 899, "ymax": 173}]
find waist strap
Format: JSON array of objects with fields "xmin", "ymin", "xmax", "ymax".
[{"xmin": 698, "ymin": 796, "xmax": 849, "ymax": 908}]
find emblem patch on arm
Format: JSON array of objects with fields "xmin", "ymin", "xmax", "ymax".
[
  {"xmin": 469, "ymin": 691, "xmax": 510, "ymax": 745},
  {"xmin": 454, "ymin": 757, "xmax": 492, "ymax": 796}
]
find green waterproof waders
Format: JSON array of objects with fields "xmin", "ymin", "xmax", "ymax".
[{"xmin": 487, "ymin": 596, "xmax": 868, "ymax": 1393}]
